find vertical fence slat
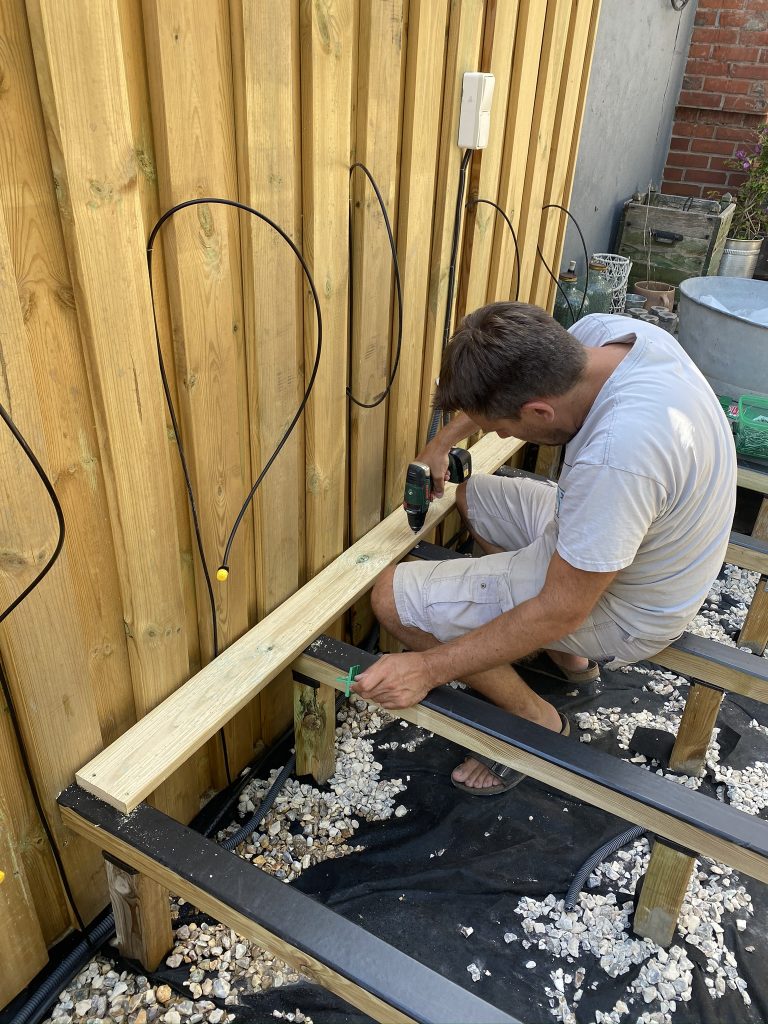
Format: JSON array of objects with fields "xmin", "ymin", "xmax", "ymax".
[
  {"xmin": 511, "ymin": 0, "xmax": 573, "ymax": 302},
  {"xmin": 487, "ymin": 0, "xmax": 548, "ymax": 302},
  {"xmin": 231, "ymin": 0, "xmax": 305, "ymax": 742},
  {"xmin": 456, "ymin": 0, "xmax": 519, "ymax": 317},
  {"xmin": 0, "ymin": 0, "xmax": 137, "ymax": 756},
  {"xmin": 531, "ymin": 0, "xmax": 597, "ymax": 309},
  {"xmin": 25, "ymin": 0, "xmax": 199, "ymax": 823},
  {"xmin": 300, "ymin": 0, "xmax": 354, "ymax": 578},
  {"xmin": 417, "ymin": 0, "xmax": 485, "ymax": 448},
  {"xmin": 0, "ymin": 203, "xmax": 108, "ymax": 922},
  {"xmin": 383, "ymin": 0, "xmax": 449, "ymax": 515},
  {"xmin": 141, "ymin": 0, "xmax": 260, "ymax": 778},
  {"xmin": 348, "ymin": 0, "xmax": 406, "ymax": 643},
  {"xmin": 538, "ymin": 0, "xmax": 603, "ymax": 311},
  {"xmin": 117, "ymin": 0, "xmax": 203, "ymax": 680},
  {"xmin": 349, "ymin": 0, "xmax": 406, "ymax": 540}
]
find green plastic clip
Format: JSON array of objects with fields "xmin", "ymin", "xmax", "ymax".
[{"xmin": 336, "ymin": 664, "xmax": 360, "ymax": 698}]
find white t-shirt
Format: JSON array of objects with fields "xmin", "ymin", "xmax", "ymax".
[{"xmin": 556, "ymin": 314, "xmax": 736, "ymax": 645}]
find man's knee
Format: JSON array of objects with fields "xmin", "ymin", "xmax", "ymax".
[{"xmin": 371, "ymin": 566, "xmax": 401, "ymax": 631}]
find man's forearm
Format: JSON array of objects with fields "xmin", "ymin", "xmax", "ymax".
[{"xmin": 421, "ymin": 593, "xmax": 581, "ymax": 688}]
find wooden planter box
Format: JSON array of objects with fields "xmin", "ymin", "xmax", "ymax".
[{"xmin": 616, "ymin": 192, "xmax": 735, "ymax": 300}]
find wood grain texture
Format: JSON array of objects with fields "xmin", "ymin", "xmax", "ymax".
[
  {"xmin": 26, "ymin": 0, "xmax": 198, "ymax": 823},
  {"xmin": 294, "ymin": 680, "xmax": 336, "ymax": 783},
  {"xmin": 295, "ymin": 654, "xmax": 768, "ymax": 883},
  {"xmin": 634, "ymin": 841, "xmax": 696, "ymax": 947},
  {"xmin": 455, "ymin": 0, "xmax": 519, "ymax": 320},
  {"xmin": 487, "ymin": 0, "xmax": 548, "ymax": 302},
  {"xmin": 76, "ymin": 433, "xmax": 523, "ymax": 812},
  {"xmin": 0, "ymin": 795, "xmax": 48, "ymax": 1004},
  {"xmin": 383, "ymin": 0, "xmax": 449, "ymax": 516},
  {"xmin": 739, "ymin": 496, "xmax": 768, "ymax": 655},
  {"xmin": 544, "ymin": 0, "xmax": 601, "ymax": 311},
  {"xmin": 230, "ymin": 0, "xmax": 304, "ymax": 744},
  {"xmin": 142, "ymin": 0, "xmax": 259, "ymax": 776},
  {"xmin": 530, "ymin": 0, "xmax": 596, "ymax": 309},
  {"xmin": 669, "ymin": 682, "xmax": 724, "ymax": 776},
  {"xmin": 0, "ymin": 201, "xmax": 108, "ymax": 923},
  {"xmin": 417, "ymin": 0, "xmax": 485, "ymax": 448},
  {"xmin": 652, "ymin": 641, "xmax": 768, "ymax": 703},
  {"xmin": 737, "ymin": 465, "xmax": 768, "ymax": 496},
  {"xmin": 301, "ymin": 0, "xmax": 354, "ymax": 577},
  {"xmin": 105, "ymin": 855, "xmax": 173, "ymax": 971},
  {"xmin": 513, "ymin": 0, "xmax": 572, "ymax": 302}
]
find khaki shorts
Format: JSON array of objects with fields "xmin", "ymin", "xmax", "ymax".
[{"xmin": 394, "ymin": 474, "xmax": 666, "ymax": 668}]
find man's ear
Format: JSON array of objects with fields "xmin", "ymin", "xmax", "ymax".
[{"xmin": 520, "ymin": 400, "xmax": 555, "ymax": 423}]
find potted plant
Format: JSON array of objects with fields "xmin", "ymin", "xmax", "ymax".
[{"xmin": 719, "ymin": 126, "xmax": 768, "ymax": 278}]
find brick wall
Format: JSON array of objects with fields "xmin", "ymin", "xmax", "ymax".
[{"xmin": 662, "ymin": 0, "xmax": 768, "ymax": 199}]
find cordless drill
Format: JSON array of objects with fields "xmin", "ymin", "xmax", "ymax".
[{"xmin": 404, "ymin": 447, "xmax": 472, "ymax": 533}]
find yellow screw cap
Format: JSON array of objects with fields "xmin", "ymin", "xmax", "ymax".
[
  {"xmin": 216, "ymin": 567, "xmax": 229, "ymax": 582},
  {"xmin": 0, "ymin": 870, "xmax": 5, "ymax": 884}
]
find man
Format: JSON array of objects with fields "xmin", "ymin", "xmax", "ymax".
[{"xmin": 352, "ymin": 301, "xmax": 736, "ymax": 794}]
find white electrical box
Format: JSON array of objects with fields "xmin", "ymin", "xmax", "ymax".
[{"xmin": 457, "ymin": 72, "xmax": 495, "ymax": 149}]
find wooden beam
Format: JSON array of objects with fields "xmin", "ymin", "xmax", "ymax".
[
  {"xmin": 651, "ymin": 632, "xmax": 768, "ymax": 704},
  {"xmin": 26, "ymin": 0, "xmax": 198, "ymax": 823},
  {"xmin": 738, "ymin": 497, "xmax": 768, "ymax": 655},
  {"xmin": 60, "ymin": 789, "xmax": 519, "ymax": 1024},
  {"xmin": 737, "ymin": 463, "xmax": 768, "ymax": 495},
  {"xmin": 294, "ymin": 679, "xmax": 336, "ymax": 784},
  {"xmin": 634, "ymin": 840, "xmax": 695, "ymax": 948},
  {"xmin": 295, "ymin": 642, "xmax": 768, "ymax": 883},
  {"xmin": 104, "ymin": 854, "xmax": 173, "ymax": 971},
  {"xmin": 669, "ymin": 682, "xmax": 724, "ymax": 776},
  {"xmin": 76, "ymin": 433, "xmax": 524, "ymax": 812},
  {"xmin": 726, "ymin": 531, "xmax": 768, "ymax": 575},
  {"xmin": 383, "ymin": 0, "xmax": 449, "ymax": 517},
  {"xmin": 230, "ymin": 0, "xmax": 304, "ymax": 745}
]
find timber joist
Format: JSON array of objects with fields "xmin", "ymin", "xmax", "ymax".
[{"xmin": 295, "ymin": 638, "xmax": 768, "ymax": 885}]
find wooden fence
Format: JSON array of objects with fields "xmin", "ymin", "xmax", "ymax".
[{"xmin": 0, "ymin": 0, "xmax": 600, "ymax": 1002}]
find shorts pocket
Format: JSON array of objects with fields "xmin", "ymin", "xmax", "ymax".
[{"xmin": 470, "ymin": 575, "xmax": 502, "ymax": 604}]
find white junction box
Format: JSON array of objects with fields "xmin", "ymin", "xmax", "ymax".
[{"xmin": 458, "ymin": 71, "xmax": 495, "ymax": 150}]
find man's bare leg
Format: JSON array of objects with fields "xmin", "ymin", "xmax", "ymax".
[
  {"xmin": 371, "ymin": 567, "xmax": 563, "ymax": 791},
  {"xmin": 455, "ymin": 482, "xmax": 590, "ymax": 678}
]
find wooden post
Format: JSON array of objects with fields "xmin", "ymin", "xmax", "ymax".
[
  {"xmin": 230, "ymin": 0, "xmax": 304, "ymax": 746},
  {"xmin": 26, "ymin": 0, "xmax": 199, "ymax": 823},
  {"xmin": 104, "ymin": 854, "xmax": 173, "ymax": 971},
  {"xmin": 534, "ymin": 445, "xmax": 562, "ymax": 481},
  {"xmin": 669, "ymin": 682, "xmax": 724, "ymax": 776},
  {"xmin": 739, "ymin": 497, "xmax": 768, "ymax": 655},
  {"xmin": 383, "ymin": 0, "xmax": 449, "ymax": 518},
  {"xmin": 634, "ymin": 838, "xmax": 695, "ymax": 948},
  {"xmin": 294, "ymin": 681, "xmax": 336, "ymax": 785}
]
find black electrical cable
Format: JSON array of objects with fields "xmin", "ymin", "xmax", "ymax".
[
  {"xmin": 146, "ymin": 196, "xmax": 323, "ymax": 608},
  {"xmin": 564, "ymin": 826, "xmax": 648, "ymax": 911},
  {"xmin": 428, "ymin": 149, "xmax": 473, "ymax": 441},
  {"xmin": 467, "ymin": 197, "xmax": 521, "ymax": 302},
  {"xmin": 537, "ymin": 203, "xmax": 590, "ymax": 324},
  {"xmin": 347, "ymin": 162, "xmax": 403, "ymax": 408},
  {"xmin": 0, "ymin": 404, "xmax": 66, "ymax": 626},
  {"xmin": 0, "ymin": 404, "xmax": 90, "ymax": 943}
]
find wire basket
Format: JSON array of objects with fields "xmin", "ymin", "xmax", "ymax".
[{"xmin": 592, "ymin": 253, "xmax": 632, "ymax": 314}]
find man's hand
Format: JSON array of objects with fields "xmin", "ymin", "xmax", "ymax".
[
  {"xmin": 413, "ymin": 412, "xmax": 478, "ymax": 498},
  {"xmin": 351, "ymin": 652, "xmax": 435, "ymax": 709}
]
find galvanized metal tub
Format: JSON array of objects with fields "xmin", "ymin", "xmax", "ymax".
[
  {"xmin": 718, "ymin": 237, "xmax": 763, "ymax": 279},
  {"xmin": 677, "ymin": 276, "xmax": 768, "ymax": 398}
]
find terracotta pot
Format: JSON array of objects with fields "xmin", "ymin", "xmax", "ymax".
[{"xmin": 633, "ymin": 280, "xmax": 675, "ymax": 311}]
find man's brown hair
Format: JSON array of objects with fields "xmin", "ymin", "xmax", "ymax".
[{"xmin": 434, "ymin": 301, "xmax": 587, "ymax": 418}]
